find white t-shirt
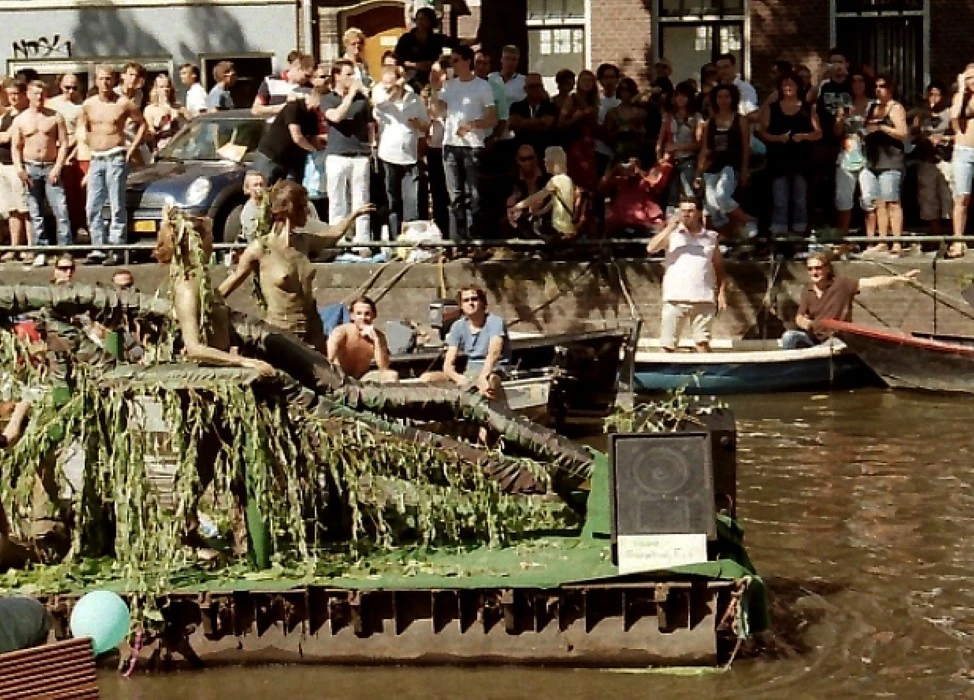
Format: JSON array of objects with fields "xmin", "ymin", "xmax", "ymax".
[
  {"xmin": 662, "ymin": 225, "xmax": 720, "ymax": 304},
  {"xmin": 375, "ymin": 92, "xmax": 429, "ymax": 165},
  {"xmin": 489, "ymin": 71, "xmax": 526, "ymax": 140},
  {"xmin": 734, "ymin": 76, "xmax": 759, "ymax": 115},
  {"xmin": 595, "ymin": 96, "xmax": 621, "ymax": 157},
  {"xmin": 47, "ymin": 96, "xmax": 82, "ymax": 137},
  {"xmin": 439, "ymin": 76, "xmax": 495, "ymax": 149},
  {"xmin": 185, "ymin": 83, "xmax": 207, "ymax": 117}
]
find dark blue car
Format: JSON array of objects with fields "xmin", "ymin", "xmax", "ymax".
[{"xmin": 121, "ymin": 110, "xmax": 266, "ymax": 242}]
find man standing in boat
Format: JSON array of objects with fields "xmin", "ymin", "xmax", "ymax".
[
  {"xmin": 421, "ymin": 285, "xmax": 511, "ymax": 401},
  {"xmin": 646, "ymin": 196, "xmax": 726, "ymax": 353},
  {"xmin": 781, "ymin": 251, "xmax": 918, "ymax": 349},
  {"xmin": 326, "ymin": 296, "xmax": 399, "ymax": 383}
]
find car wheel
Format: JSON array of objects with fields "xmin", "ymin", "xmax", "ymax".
[{"xmin": 220, "ymin": 203, "xmax": 246, "ymax": 243}]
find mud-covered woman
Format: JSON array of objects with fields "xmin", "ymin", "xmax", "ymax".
[
  {"xmin": 218, "ymin": 180, "xmax": 374, "ymax": 353},
  {"xmin": 155, "ymin": 209, "xmax": 274, "ymax": 556}
]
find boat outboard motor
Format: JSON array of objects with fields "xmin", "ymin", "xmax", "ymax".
[{"xmin": 428, "ymin": 299, "xmax": 461, "ymax": 341}]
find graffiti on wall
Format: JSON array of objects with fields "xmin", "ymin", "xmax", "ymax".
[{"xmin": 12, "ymin": 35, "xmax": 73, "ymax": 59}]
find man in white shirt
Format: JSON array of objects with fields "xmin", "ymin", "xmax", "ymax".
[
  {"xmin": 179, "ymin": 64, "xmax": 208, "ymax": 117},
  {"xmin": 374, "ymin": 66, "xmax": 429, "ymax": 239},
  {"xmin": 646, "ymin": 196, "xmax": 726, "ymax": 353},
  {"xmin": 716, "ymin": 52, "xmax": 758, "ymax": 118},
  {"xmin": 47, "ymin": 73, "xmax": 85, "ymax": 235},
  {"xmin": 431, "ymin": 45, "xmax": 497, "ymax": 244}
]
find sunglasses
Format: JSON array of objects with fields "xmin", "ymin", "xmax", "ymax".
[
  {"xmin": 63, "ymin": 85, "xmax": 78, "ymax": 91},
  {"xmin": 461, "ymin": 296, "xmax": 480, "ymax": 303},
  {"xmin": 56, "ymin": 265, "xmax": 75, "ymax": 272},
  {"xmin": 876, "ymin": 83, "xmax": 888, "ymax": 89}
]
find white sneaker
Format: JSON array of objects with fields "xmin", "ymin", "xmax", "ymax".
[{"xmin": 31, "ymin": 253, "xmax": 47, "ymax": 267}]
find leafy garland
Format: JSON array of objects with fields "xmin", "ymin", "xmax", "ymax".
[{"xmin": 0, "ymin": 361, "xmax": 563, "ymax": 604}]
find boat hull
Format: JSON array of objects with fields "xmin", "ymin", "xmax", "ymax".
[
  {"xmin": 634, "ymin": 342, "xmax": 875, "ymax": 395},
  {"xmin": 823, "ymin": 320, "xmax": 974, "ymax": 393}
]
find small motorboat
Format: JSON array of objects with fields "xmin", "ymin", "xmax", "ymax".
[
  {"xmin": 633, "ymin": 337, "xmax": 877, "ymax": 395},
  {"xmin": 820, "ymin": 319, "xmax": 974, "ymax": 393}
]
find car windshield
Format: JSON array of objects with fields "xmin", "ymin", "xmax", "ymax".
[{"xmin": 157, "ymin": 118, "xmax": 263, "ymax": 162}]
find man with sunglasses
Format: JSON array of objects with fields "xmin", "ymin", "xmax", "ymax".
[
  {"xmin": 421, "ymin": 285, "xmax": 510, "ymax": 401},
  {"xmin": 781, "ymin": 251, "xmax": 919, "ymax": 349},
  {"xmin": 507, "ymin": 72, "xmax": 557, "ymax": 164},
  {"xmin": 50, "ymin": 253, "xmax": 75, "ymax": 285},
  {"xmin": 48, "ymin": 74, "xmax": 86, "ymax": 238}
]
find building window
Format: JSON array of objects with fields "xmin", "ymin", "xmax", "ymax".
[
  {"xmin": 834, "ymin": 0, "xmax": 925, "ymax": 104},
  {"xmin": 527, "ymin": 0, "xmax": 585, "ymax": 87},
  {"xmin": 656, "ymin": 0, "xmax": 746, "ymax": 83}
]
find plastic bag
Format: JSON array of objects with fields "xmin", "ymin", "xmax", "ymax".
[
  {"xmin": 303, "ymin": 151, "xmax": 327, "ymax": 198},
  {"xmin": 397, "ymin": 220, "xmax": 445, "ymax": 262}
]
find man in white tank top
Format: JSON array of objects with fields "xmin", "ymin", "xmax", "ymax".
[{"xmin": 646, "ymin": 196, "xmax": 726, "ymax": 352}]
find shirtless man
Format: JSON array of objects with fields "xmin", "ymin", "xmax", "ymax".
[
  {"xmin": 11, "ymin": 80, "xmax": 70, "ymax": 266},
  {"xmin": 79, "ymin": 64, "xmax": 146, "ymax": 266},
  {"xmin": 0, "ymin": 79, "xmax": 29, "ymax": 262},
  {"xmin": 326, "ymin": 296, "xmax": 399, "ymax": 382}
]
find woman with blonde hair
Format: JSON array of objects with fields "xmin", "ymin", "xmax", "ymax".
[
  {"xmin": 510, "ymin": 146, "xmax": 578, "ymax": 241},
  {"xmin": 342, "ymin": 27, "xmax": 373, "ymax": 88},
  {"xmin": 144, "ymin": 73, "xmax": 185, "ymax": 154}
]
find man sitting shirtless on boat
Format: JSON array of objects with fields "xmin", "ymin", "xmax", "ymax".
[
  {"xmin": 326, "ymin": 296, "xmax": 399, "ymax": 382},
  {"xmin": 781, "ymin": 251, "xmax": 919, "ymax": 349}
]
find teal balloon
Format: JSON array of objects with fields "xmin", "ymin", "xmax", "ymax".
[{"xmin": 70, "ymin": 591, "xmax": 130, "ymax": 655}]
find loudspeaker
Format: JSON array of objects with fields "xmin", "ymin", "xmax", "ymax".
[
  {"xmin": 609, "ymin": 432, "xmax": 716, "ymax": 549},
  {"xmin": 680, "ymin": 408, "xmax": 737, "ymax": 518}
]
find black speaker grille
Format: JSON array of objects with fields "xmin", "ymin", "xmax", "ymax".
[{"xmin": 610, "ymin": 432, "xmax": 716, "ymax": 539}]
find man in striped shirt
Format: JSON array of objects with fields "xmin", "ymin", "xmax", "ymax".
[{"xmin": 251, "ymin": 51, "xmax": 314, "ymax": 120}]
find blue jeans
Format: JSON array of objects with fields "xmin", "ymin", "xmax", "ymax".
[
  {"xmin": 25, "ymin": 162, "xmax": 71, "ymax": 246},
  {"xmin": 382, "ymin": 160, "xmax": 421, "ymax": 240},
  {"xmin": 703, "ymin": 166, "xmax": 738, "ymax": 228},
  {"xmin": 781, "ymin": 329, "xmax": 820, "ymax": 349},
  {"xmin": 770, "ymin": 173, "xmax": 809, "ymax": 234},
  {"xmin": 443, "ymin": 145, "xmax": 484, "ymax": 242},
  {"xmin": 86, "ymin": 152, "xmax": 128, "ymax": 248}
]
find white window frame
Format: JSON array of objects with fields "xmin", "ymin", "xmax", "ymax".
[
  {"xmin": 526, "ymin": 0, "xmax": 586, "ymax": 87},
  {"xmin": 652, "ymin": 1, "xmax": 749, "ymax": 80},
  {"xmin": 830, "ymin": 0, "xmax": 929, "ymax": 95}
]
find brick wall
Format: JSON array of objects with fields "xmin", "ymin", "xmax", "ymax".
[
  {"xmin": 588, "ymin": 0, "xmax": 654, "ymax": 83},
  {"xmin": 7, "ymin": 260, "xmax": 974, "ymax": 340},
  {"xmin": 748, "ymin": 0, "xmax": 831, "ymax": 96},
  {"xmin": 930, "ymin": 0, "xmax": 974, "ymax": 86}
]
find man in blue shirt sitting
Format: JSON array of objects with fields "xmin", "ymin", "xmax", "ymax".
[{"xmin": 422, "ymin": 285, "xmax": 510, "ymax": 401}]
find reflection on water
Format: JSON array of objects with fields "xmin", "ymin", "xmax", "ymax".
[{"xmin": 101, "ymin": 390, "xmax": 974, "ymax": 698}]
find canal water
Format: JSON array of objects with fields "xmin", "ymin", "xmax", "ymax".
[{"xmin": 99, "ymin": 389, "xmax": 974, "ymax": 698}]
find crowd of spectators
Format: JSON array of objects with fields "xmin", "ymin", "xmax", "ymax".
[{"xmin": 5, "ymin": 10, "xmax": 974, "ymax": 264}]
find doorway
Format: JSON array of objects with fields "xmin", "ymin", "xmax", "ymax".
[{"xmin": 339, "ymin": 2, "xmax": 406, "ymax": 83}]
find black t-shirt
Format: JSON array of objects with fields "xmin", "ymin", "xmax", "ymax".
[
  {"xmin": 0, "ymin": 112, "xmax": 16, "ymax": 165},
  {"xmin": 509, "ymin": 98, "xmax": 559, "ymax": 155},
  {"xmin": 257, "ymin": 100, "xmax": 319, "ymax": 171},
  {"xmin": 394, "ymin": 30, "xmax": 456, "ymax": 87},
  {"xmin": 321, "ymin": 91, "xmax": 372, "ymax": 157},
  {"xmin": 817, "ymin": 79, "xmax": 853, "ymax": 144}
]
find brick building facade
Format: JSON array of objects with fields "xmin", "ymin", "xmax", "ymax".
[{"xmin": 576, "ymin": 0, "xmax": 971, "ymax": 104}]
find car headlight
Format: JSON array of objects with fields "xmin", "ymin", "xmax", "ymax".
[{"xmin": 183, "ymin": 178, "xmax": 211, "ymax": 207}]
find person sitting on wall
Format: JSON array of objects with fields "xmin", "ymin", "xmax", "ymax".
[
  {"xmin": 781, "ymin": 251, "xmax": 919, "ymax": 349},
  {"xmin": 325, "ymin": 296, "xmax": 399, "ymax": 383},
  {"xmin": 419, "ymin": 285, "xmax": 510, "ymax": 401}
]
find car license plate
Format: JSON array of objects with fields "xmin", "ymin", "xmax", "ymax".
[{"xmin": 133, "ymin": 220, "xmax": 157, "ymax": 233}]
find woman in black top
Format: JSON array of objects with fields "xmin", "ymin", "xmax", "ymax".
[
  {"xmin": 758, "ymin": 72, "xmax": 821, "ymax": 237},
  {"xmin": 859, "ymin": 75, "xmax": 908, "ymax": 253},
  {"xmin": 695, "ymin": 84, "xmax": 755, "ymax": 237}
]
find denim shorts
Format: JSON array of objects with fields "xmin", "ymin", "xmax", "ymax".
[
  {"xmin": 952, "ymin": 144, "xmax": 974, "ymax": 197},
  {"xmin": 858, "ymin": 169, "xmax": 902, "ymax": 210}
]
